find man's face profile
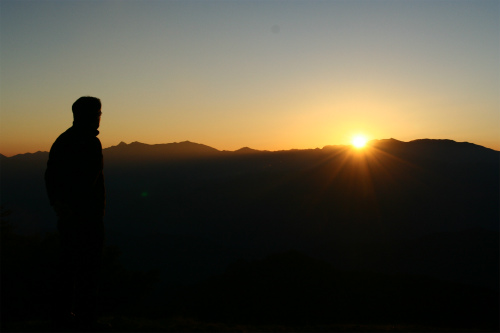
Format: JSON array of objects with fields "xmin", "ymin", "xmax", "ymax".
[
  {"xmin": 89, "ymin": 110, "xmax": 102, "ymax": 130},
  {"xmin": 95, "ymin": 111, "xmax": 102, "ymax": 129}
]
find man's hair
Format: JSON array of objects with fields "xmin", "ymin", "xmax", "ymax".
[{"xmin": 72, "ymin": 96, "xmax": 101, "ymax": 122}]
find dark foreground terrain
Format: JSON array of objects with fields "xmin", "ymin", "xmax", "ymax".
[
  {"xmin": 1, "ymin": 139, "xmax": 499, "ymax": 331},
  {"xmin": 4, "ymin": 318, "xmax": 496, "ymax": 333}
]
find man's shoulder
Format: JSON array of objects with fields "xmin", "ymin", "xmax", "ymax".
[
  {"xmin": 51, "ymin": 127, "xmax": 101, "ymax": 153},
  {"xmin": 51, "ymin": 127, "xmax": 74, "ymax": 147}
]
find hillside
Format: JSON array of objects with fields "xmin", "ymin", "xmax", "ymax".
[
  {"xmin": 2, "ymin": 137, "xmax": 498, "ymax": 254},
  {"xmin": 1, "ymin": 138, "xmax": 499, "ymax": 329}
]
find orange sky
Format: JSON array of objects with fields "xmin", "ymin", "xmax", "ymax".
[{"xmin": 1, "ymin": 0, "xmax": 499, "ymax": 157}]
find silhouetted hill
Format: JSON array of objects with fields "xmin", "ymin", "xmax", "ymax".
[
  {"xmin": 3, "ymin": 138, "xmax": 497, "ymax": 164},
  {"xmin": 5, "ymin": 151, "xmax": 49, "ymax": 162},
  {"xmin": 370, "ymin": 138, "xmax": 498, "ymax": 164},
  {"xmin": 322, "ymin": 144, "xmax": 347, "ymax": 150},
  {"xmin": 104, "ymin": 140, "xmax": 222, "ymax": 163},
  {"xmin": 232, "ymin": 147, "xmax": 267, "ymax": 154}
]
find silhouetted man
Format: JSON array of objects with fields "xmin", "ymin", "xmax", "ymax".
[{"xmin": 45, "ymin": 96, "xmax": 106, "ymax": 331}]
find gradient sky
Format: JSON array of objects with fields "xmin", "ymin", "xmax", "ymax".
[{"xmin": 1, "ymin": 0, "xmax": 499, "ymax": 156}]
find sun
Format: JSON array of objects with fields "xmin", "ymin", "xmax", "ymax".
[{"xmin": 352, "ymin": 135, "xmax": 368, "ymax": 148}]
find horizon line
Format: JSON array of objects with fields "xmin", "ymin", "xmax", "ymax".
[{"xmin": 2, "ymin": 138, "xmax": 499, "ymax": 158}]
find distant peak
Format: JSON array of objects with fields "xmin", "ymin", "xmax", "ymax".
[
  {"xmin": 322, "ymin": 144, "xmax": 348, "ymax": 150},
  {"xmin": 369, "ymin": 138, "xmax": 403, "ymax": 144},
  {"xmin": 103, "ymin": 140, "xmax": 221, "ymax": 161},
  {"xmin": 409, "ymin": 139, "xmax": 456, "ymax": 144},
  {"xmin": 235, "ymin": 147, "xmax": 259, "ymax": 153}
]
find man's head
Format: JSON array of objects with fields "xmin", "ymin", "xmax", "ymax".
[{"xmin": 72, "ymin": 96, "xmax": 102, "ymax": 129}]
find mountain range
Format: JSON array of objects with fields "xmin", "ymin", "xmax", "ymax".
[
  {"xmin": 1, "ymin": 138, "xmax": 499, "ymax": 290},
  {"xmin": 2, "ymin": 137, "xmax": 496, "ymax": 160},
  {"xmin": 2, "ymin": 137, "xmax": 499, "ymax": 328}
]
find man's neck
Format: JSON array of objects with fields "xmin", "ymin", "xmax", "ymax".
[{"xmin": 72, "ymin": 122, "xmax": 99, "ymax": 136}]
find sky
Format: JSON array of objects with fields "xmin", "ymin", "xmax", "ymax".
[{"xmin": 1, "ymin": 0, "xmax": 499, "ymax": 156}]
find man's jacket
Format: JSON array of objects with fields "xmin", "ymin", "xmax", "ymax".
[{"xmin": 45, "ymin": 124, "xmax": 106, "ymax": 217}]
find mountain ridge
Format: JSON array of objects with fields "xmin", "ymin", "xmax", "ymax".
[
  {"xmin": 1, "ymin": 136, "xmax": 498, "ymax": 295},
  {"xmin": 3, "ymin": 138, "xmax": 498, "ymax": 160}
]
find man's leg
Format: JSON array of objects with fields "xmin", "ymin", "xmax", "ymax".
[
  {"xmin": 52, "ymin": 218, "xmax": 77, "ymax": 329},
  {"xmin": 73, "ymin": 217, "xmax": 105, "ymax": 327}
]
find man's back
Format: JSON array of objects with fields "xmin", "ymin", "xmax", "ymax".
[{"xmin": 45, "ymin": 123, "xmax": 105, "ymax": 217}]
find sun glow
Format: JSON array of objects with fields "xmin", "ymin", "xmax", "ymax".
[{"xmin": 352, "ymin": 135, "xmax": 368, "ymax": 148}]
